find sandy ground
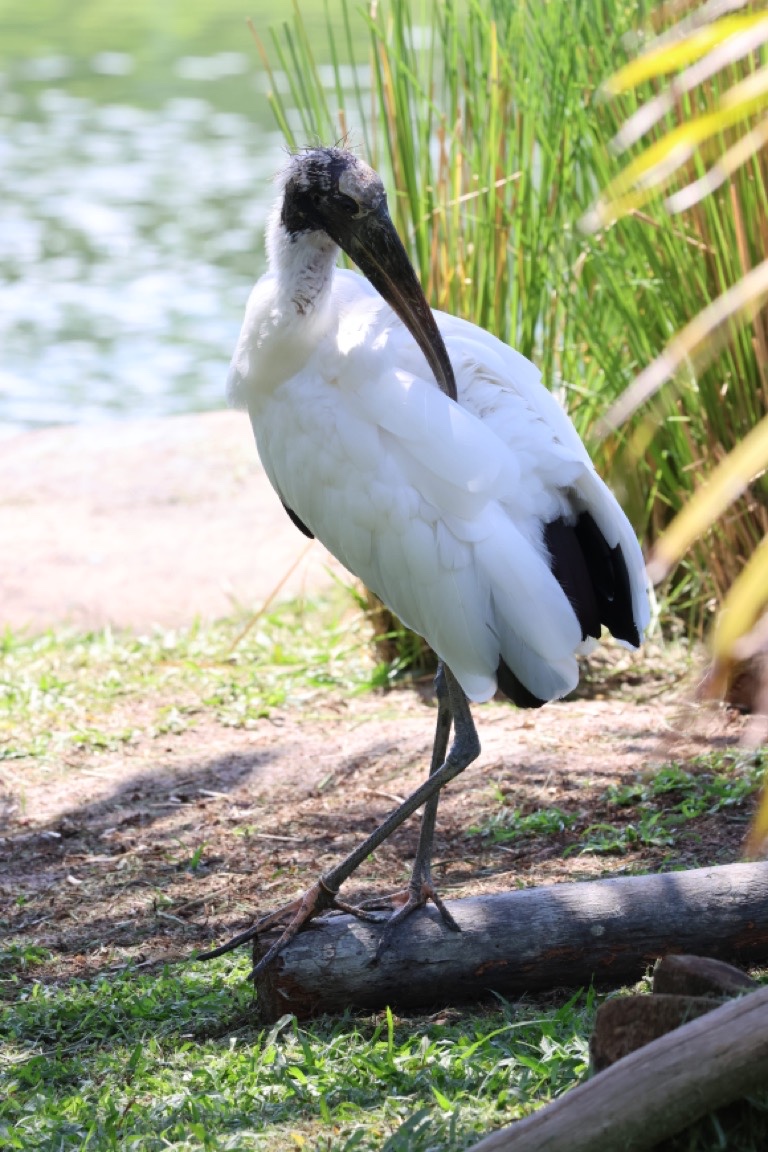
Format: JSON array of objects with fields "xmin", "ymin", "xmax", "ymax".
[{"xmin": 0, "ymin": 410, "xmax": 344, "ymax": 632}]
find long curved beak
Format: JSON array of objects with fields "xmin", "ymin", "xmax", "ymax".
[{"xmin": 329, "ymin": 202, "xmax": 457, "ymax": 403}]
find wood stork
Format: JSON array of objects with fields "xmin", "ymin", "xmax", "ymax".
[{"xmin": 201, "ymin": 146, "xmax": 650, "ymax": 973}]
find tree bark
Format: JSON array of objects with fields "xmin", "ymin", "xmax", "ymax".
[
  {"xmin": 252, "ymin": 861, "xmax": 768, "ymax": 1021},
  {"xmin": 465, "ymin": 985, "xmax": 768, "ymax": 1152}
]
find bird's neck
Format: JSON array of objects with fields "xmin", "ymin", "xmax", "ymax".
[{"xmin": 267, "ymin": 208, "xmax": 339, "ymax": 320}]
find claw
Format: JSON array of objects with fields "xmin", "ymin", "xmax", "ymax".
[
  {"xmin": 196, "ymin": 877, "xmax": 393, "ymax": 972},
  {"xmin": 372, "ymin": 879, "xmax": 460, "ymax": 963},
  {"xmin": 197, "ymin": 877, "xmax": 339, "ymax": 966},
  {"xmin": 330, "ymin": 896, "xmax": 391, "ymax": 923}
]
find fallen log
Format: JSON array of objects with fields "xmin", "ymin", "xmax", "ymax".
[
  {"xmin": 465, "ymin": 984, "xmax": 768, "ymax": 1152},
  {"xmin": 251, "ymin": 861, "xmax": 768, "ymax": 1020}
]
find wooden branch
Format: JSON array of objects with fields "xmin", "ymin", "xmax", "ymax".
[
  {"xmin": 465, "ymin": 985, "xmax": 768, "ymax": 1152},
  {"xmin": 252, "ymin": 861, "xmax": 768, "ymax": 1020}
]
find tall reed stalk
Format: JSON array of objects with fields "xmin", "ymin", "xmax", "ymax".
[
  {"xmin": 576, "ymin": 11, "xmax": 768, "ymax": 631},
  {"xmin": 256, "ymin": 0, "xmax": 632, "ymax": 401}
]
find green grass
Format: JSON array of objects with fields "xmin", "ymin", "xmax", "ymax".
[
  {"xmin": 471, "ymin": 801, "xmax": 576, "ymax": 844},
  {"xmin": 578, "ymin": 751, "xmax": 764, "ymax": 858},
  {"xmin": 0, "ymin": 592, "xmax": 374, "ymax": 763},
  {"xmin": 471, "ymin": 748, "xmax": 764, "ymax": 864},
  {"xmin": 3, "ymin": 960, "xmax": 768, "ymax": 1151},
  {"xmin": 1, "ymin": 961, "xmax": 592, "ymax": 1151},
  {"xmin": 2, "ymin": 609, "xmax": 767, "ymax": 1149}
]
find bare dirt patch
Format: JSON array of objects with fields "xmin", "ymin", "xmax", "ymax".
[{"xmin": 1, "ymin": 674, "xmax": 753, "ymax": 987}]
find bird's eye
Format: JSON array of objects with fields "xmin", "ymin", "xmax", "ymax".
[{"xmin": 336, "ymin": 193, "xmax": 360, "ymax": 216}]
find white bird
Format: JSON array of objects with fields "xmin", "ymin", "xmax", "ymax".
[{"xmin": 202, "ymin": 146, "xmax": 650, "ymax": 972}]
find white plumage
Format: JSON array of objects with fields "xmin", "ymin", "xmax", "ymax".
[
  {"xmin": 228, "ymin": 196, "xmax": 649, "ymax": 707},
  {"xmin": 209, "ymin": 146, "xmax": 650, "ymax": 969}
]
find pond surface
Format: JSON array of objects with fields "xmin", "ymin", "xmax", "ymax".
[{"xmin": 0, "ymin": 2, "xmax": 352, "ymax": 436}]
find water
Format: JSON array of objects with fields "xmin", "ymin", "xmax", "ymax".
[{"xmin": 0, "ymin": 6, "xmax": 336, "ymax": 436}]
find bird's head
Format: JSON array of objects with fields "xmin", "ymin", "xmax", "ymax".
[
  {"xmin": 277, "ymin": 147, "xmax": 457, "ymax": 402},
  {"xmin": 280, "ymin": 147, "xmax": 386, "ymax": 236}
]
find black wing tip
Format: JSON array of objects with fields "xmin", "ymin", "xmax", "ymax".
[
  {"xmin": 543, "ymin": 518, "xmax": 601, "ymax": 643},
  {"xmin": 621, "ymin": 620, "xmax": 642, "ymax": 649},
  {"xmin": 496, "ymin": 659, "xmax": 547, "ymax": 709}
]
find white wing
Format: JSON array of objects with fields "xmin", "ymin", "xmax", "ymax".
[{"xmin": 433, "ymin": 307, "xmax": 651, "ymax": 652}]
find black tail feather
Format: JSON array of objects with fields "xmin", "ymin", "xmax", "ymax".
[
  {"xmin": 282, "ymin": 501, "xmax": 314, "ymax": 539},
  {"xmin": 496, "ymin": 510, "xmax": 640, "ymax": 709},
  {"xmin": 573, "ymin": 511, "xmax": 640, "ymax": 647},
  {"xmin": 543, "ymin": 519, "xmax": 601, "ymax": 643}
]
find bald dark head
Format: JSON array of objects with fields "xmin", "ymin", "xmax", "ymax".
[
  {"xmin": 280, "ymin": 147, "xmax": 387, "ymax": 238},
  {"xmin": 275, "ymin": 146, "xmax": 457, "ymax": 402}
]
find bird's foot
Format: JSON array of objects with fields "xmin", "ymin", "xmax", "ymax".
[
  {"xmin": 195, "ymin": 879, "xmax": 337, "ymax": 967},
  {"xmin": 195, "ymin": 877, "xmax": 388, "ymax": 975},
  {"xmin": 371, "ymin": 877, "xmax": 461, "ymax": 963}
]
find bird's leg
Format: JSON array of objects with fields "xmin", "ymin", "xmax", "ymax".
[
  {"xmin": 370, "ymin": 665, "xmax": 469, "ymax": 955},
  {"xmin": 351, "ymin": 662, "xmax": 452, "ymax": 917},
  {"xmin": 195, "ymin": 665, "xmax": 480, "ymax": 976}
]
